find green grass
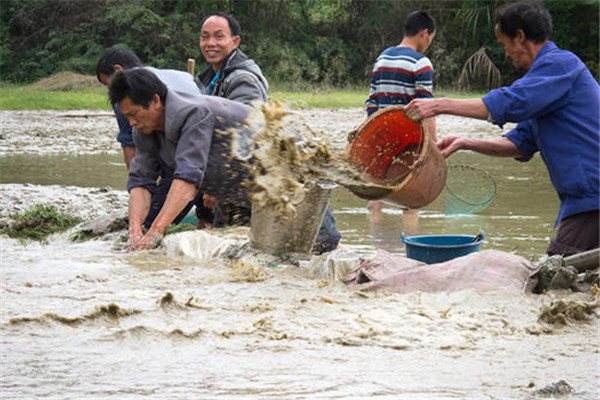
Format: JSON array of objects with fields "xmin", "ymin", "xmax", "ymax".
[
  {"xmin": 0, "ymin": 84, "xmax": 484, "ymax": 110},
  {"xmin": 1, "ymin": 204, "xmax": 81, "ymax": 241},
  {"xmin": 0, "ymin": 85, "xmax": 111, "ymax": 110},
  {"xmin": 270, "ymin": 89, "xmax": 367, "ymax": 108}
]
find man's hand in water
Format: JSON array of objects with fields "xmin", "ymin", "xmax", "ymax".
[
  {"xmin": 127, "ymin": 225, "xmax": 144, "ymax": 250},
  {"xmin": 128, "ymin": 230, "xmax": 164, "ymax": 251},
  {"xmin": 127, "ymin": 225, "xmax": 163, "ymax": 251}
]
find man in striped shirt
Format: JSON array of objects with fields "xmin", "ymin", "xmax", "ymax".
[
  {"xmin": 366, "ymin": 10, "xmax": 436, "ymax": 116},
  {"xmin": 365, "ymin": 10, "xmax": 437, "ymax": 232}
]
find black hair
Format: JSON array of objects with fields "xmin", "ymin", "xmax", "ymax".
[
  {"xmin": 494, "ymin": 1, "xmax": 552, "ymax": 43},
  {"xmin": 404, "ymin": 10, "xmax": 436, "ymax": 36},
  {"xmin": 201, "ymin": 11, "xmax": 241, "ymax": 36},
  {"xmin": 108, "ymin": 69, "xmax": 167, "ymax": 108},
  {"xmin": 96, "ymin": 47, "xmax": 142, "ymax": 83}
]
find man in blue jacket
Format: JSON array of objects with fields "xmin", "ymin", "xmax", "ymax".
[{"xmin": 405, "ymin": 1, "xmax": 599, "ymax": 256}]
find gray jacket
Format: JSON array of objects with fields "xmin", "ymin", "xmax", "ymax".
[
  {"xmin": 197, "ymin": 49, "xmax": 269, "ymax": 105},
  {"xmin": 128, "ymin": 89, "xmax": 253, "ymax": 207}
]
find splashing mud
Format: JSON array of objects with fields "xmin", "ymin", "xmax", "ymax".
[{"xmin": 235, "ymin": 103, "xmax": 391, "ymax": 217}]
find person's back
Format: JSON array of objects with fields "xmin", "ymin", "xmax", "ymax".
[
  {"xmin": 366, "ymin": 46, "xmax": 433, "ymax": 115},
  {"xmin": 145, "ymin": 66, "xmax": 201, "ymax": 96},
  {"xmin": 366, "ymin": 10, "xmax": 436, "ymax": 116}
]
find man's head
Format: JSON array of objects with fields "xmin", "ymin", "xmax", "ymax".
[
  {"xmin": 494, "ymin": 2, "xmax": 552, "ymax": 71},
  {"xmin": 108, "ymin": 69, "xmax": 167, "ymax": 134},
  {"xmin": 199, "ymin": 12, "xmax": 241, "ymax": 71},
  {"xmin": 96, "ymin": 48, "xmax": 142, "ymax": 86},
  {"xmin": 404, "ymin": 11, "xmax": 436, "ymax": 53}
]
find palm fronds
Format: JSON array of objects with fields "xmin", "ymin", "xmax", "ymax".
[{"xmin": 458, "ymin": 47, "xmax": 501, "ymax": 91}]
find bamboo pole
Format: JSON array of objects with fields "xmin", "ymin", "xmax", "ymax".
[
  {"xmin": 187, "ymin": 58, "xmax": 196, "ymax": 75},
  {"xmin": 564, "ymin": 248, "xmax": 600, "ymax": 272}
]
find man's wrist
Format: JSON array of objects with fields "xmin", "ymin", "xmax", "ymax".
[
  {"xmin": 129, "ymin": 224, "xmax": 143, "ymax": 233},
  {"xmin": 147, "ymin": 223, "xmax": 167, "ymax": 236}
]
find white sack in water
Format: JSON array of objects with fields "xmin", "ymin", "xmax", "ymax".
[
  {"xmin": 161, "ymin": 230, "xmax": 240, "ymax": 259},
  {"xmin": 302, "ymin": 249, "xmax": 361, "ymax": 280},
  {"xmin": 344, "ymin": 249, "xmax": 539, "ymax": 294}
]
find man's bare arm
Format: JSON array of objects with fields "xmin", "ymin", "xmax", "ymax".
[
  {"xmin": 406, "ymin": 98, "xmax": 490, "ymax": 121},
  {"xmin": 437, "ymin": 135, "xmax": 523, "ymax": 158}
]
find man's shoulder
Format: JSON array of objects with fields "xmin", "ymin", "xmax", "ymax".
[
  {"xmin": 225, "ymin": 52, "xmax": 266, "ymax": 77},
  {"xmin": 144, "ymin": 66, "xmax": 200, "ymax": 95},
  {"xmin": 377, "ymin": 47, "xmax": 431, "ymax": 67},
  {"xmin": 380, "ymin": 46, "xmax": 427, "ymax": 59}
]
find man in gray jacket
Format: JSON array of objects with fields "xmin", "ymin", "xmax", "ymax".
[
  {"xmin": 196, "ymin": 11, "xmax": 269, "ymax": 104},
  {"xmin": 109, "ymin": 68, "xmax": 341, "ymax": 253},
  {"xmin": 195, "ymin": 12, "xmax": 269, "ymax": 227},
  {"xmin": 109, "ymin": 68, "xmax": 253, "ymax": 250}
]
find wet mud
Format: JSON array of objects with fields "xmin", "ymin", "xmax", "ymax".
[{"xmin": 1, "ymin": 108, "xmax": 598, "ymax": 399}]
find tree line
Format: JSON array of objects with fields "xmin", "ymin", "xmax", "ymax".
[{"xmin": 1, "ymin": 0, "xmax": 598, "ymax": 89}]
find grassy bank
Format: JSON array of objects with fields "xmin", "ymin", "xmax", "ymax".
[
  {"xmin": 0, "ymin": 86, "xmax": 111, "ymax": 110},
  {"xmin": 0, "ymin": 82, "xmax": 484, "ymax": 110}
]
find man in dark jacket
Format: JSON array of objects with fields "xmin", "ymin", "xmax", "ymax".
[{"xmin": 196, "ymin": 11, "xmax": 268, "ymax": 105}]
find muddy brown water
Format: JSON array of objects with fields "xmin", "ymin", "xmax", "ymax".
[{"xmin": 0, "ymin": 110, "xmax": 597, "ymax": 399}]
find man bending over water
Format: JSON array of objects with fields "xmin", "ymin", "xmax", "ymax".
[
  {"xmin": 109, "ymin": 68, "xmax": 341, "ymax": 253},
  {"xmin": 109, "ymin": 68, "xmax": 254, "ymax": 250}
]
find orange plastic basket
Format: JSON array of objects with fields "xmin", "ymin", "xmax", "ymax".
[
  {"xmin": 346, "ymin": 105, "xmax": 447, "ymax": 209},
  {"xmin": 348, "ymin": 106, "xmax": 424, "ymax": 184}
]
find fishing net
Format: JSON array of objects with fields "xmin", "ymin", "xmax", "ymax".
[{"xmin": 444, "ymin": 164, "xmax": 496, "ymax": 215}]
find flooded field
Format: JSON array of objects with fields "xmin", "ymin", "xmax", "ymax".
[{"xmin": 1, "ymin": 109, "xmax": 598, "ymax": 399}]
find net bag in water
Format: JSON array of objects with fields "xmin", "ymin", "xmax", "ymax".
[
  {"xmin": 346, "ymin": 105, "xmax": 447, "ymax": 209},
  {"xmin": 445, "ymin": 165, "xmax": 496, "ymax": 215}
]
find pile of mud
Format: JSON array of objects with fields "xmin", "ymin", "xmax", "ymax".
[{"xmin": 26, "ymin": 72, "xmax": 103, "ymax": 91}]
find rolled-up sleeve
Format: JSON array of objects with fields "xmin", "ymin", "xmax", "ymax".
[
  {"xmin": 503, "ymin": 119, "xmax": 539, "ymax": 162},
  {"xmin": 482, "ymin": 58, "xmax": 574, "ymax": 128},
  {"xmin": 171, "ymin": 109, "xmax": 214, "ymax": 187}
]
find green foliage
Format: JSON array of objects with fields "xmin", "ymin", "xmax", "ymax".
[
  {"xmin": 2, "ymin": 204, "xmax": 81, "ymax": 241},
  {"xmin": 1, "ymin": 0, "xmax": 598, "ymax": 86},
  {"xmin": 165, "ymin": 223, "xmax": 197, "ymax": 236}
]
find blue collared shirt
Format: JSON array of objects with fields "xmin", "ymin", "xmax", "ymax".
[{"xmin": 482, "ymin": 41, "xmax": 599, "ymax": 226}]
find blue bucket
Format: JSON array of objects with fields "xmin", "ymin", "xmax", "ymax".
[{"xmin": 401, "ymin": 231, "xmax": 484, "ymax": 264}]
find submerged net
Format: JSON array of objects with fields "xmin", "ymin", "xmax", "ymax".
[{"xmin": 445, "ymin": 165, "xmax": 496, "ymax": 215}]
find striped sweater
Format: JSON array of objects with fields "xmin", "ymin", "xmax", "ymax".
[{"xmin": 366, "ymin": 46, "xmax": 434, "ymax": 116}]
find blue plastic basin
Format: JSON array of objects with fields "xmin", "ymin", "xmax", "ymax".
[{"xmin": 401, "ymin": 231, "xmax": 484, "ymax": 264}]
